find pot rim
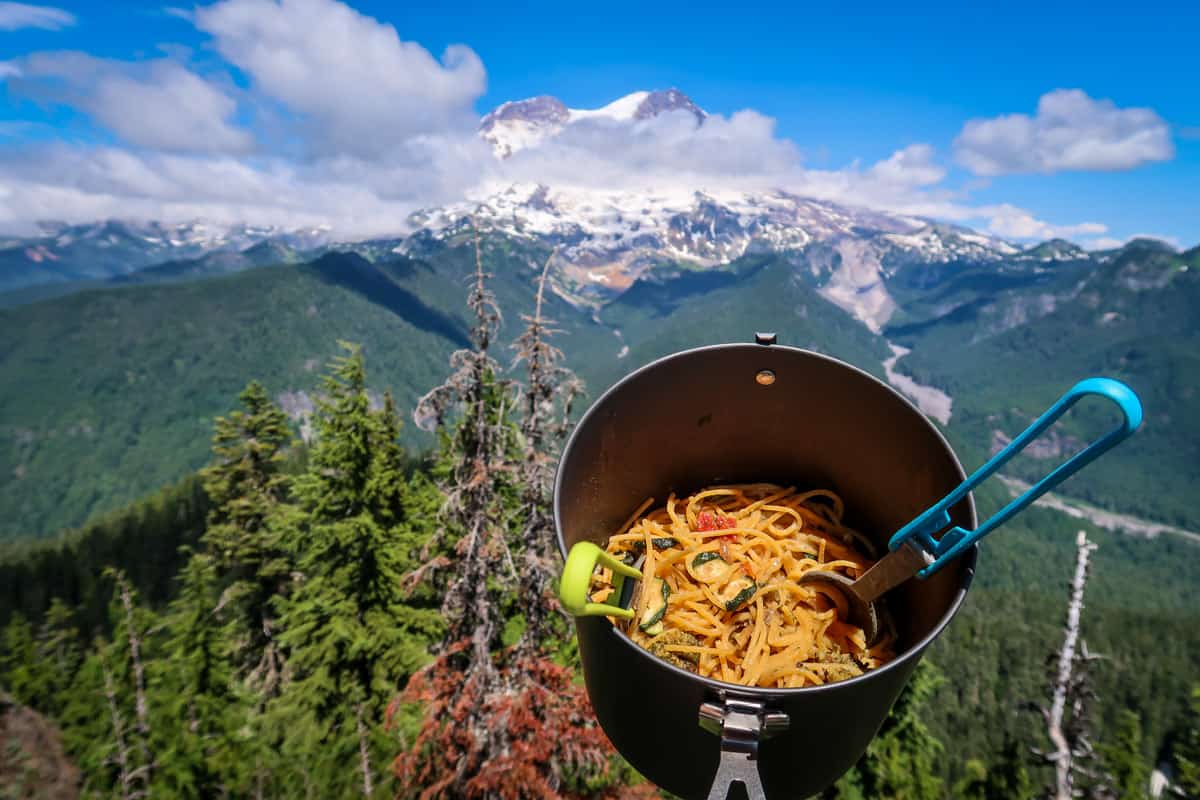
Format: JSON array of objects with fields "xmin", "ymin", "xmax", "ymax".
[{"xmin": 553, "ymin": 341, "xmax": 979, "ymax": 697}]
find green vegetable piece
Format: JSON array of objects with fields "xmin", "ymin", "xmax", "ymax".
[
  {"xmin": 722, "ymin": 579, "xmax": 758, "ymax": 613},
  {"xmin": 639, "ymin": 578, "xmax": 670, "ymax": 631},
  {"xmin": 628, "ymin": 537, "xmax": 678, "ymax": 553},
  {"xmin": 648, "ymin": 630, "xmax": 701, "ymax": 670},
  {"xmin": 641, "ymin": 621, "xmax": 664, "ymax": 636},
  {"xmin": 690, "ymin": 550, "xmax": 729, "ymax": 583}
]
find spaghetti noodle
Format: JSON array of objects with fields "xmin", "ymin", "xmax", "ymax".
[{"xmin": 591, "ymin": 483, "xmax": 895, "ymax": 688}]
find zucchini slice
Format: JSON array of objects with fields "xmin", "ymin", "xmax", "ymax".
[
  {"xmin": 629, "ymin": 537, "xmax": 680, "ymax": 553},
  {"xmin": 715, "ymin": 575, "xmax": 757, "ymax": 612},
  {"xmin": 638, "ymin": 578, "xmax": 670, "ymax": 632},
  {"xmin": 690, "ymin": 551, "xmax": 729, "ymax": 583}
]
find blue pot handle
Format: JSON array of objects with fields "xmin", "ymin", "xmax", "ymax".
[{"xmin": 889, "ymin": 377, "xmax": 1143, "ymax": 577}]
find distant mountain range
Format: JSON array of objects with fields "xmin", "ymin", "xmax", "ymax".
[
  {"xmin": 0, "ymin": 219, "xmax": 331, "ymax": 293},
  {"xmin": 0, "ymin": 87, "xmax": 1196, "ymax": 540}
]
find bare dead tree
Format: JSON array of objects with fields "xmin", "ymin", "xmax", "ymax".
[
  {"xmin": 1036, "ymin": 531, "xmax": 1111, "ymax": 799},
  {"xmin": 512, "ymin": 248, "xmax": 584, "ymax": 656},
  {"xmin": 411, "ymin": 222, "xmax": 519, "ymax": 684},
  {"xmin": 355, "ymin": 701, "xmax": 373, "ymax": 798},
  {"xmin": 98, "ymin": 643, "xmax": 138, "ymax": 800},
  {"xmin": 108, "ymin": 569, "xmax": 155, "ymax": 794},
  {"xmin": 406, "ymin": 223, "xmax": 527, "ymax": 795}
]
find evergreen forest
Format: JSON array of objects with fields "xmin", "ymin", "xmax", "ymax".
[{"xmin": 2, "ymin": 239, "xmax": 1196, "ymax": 800}]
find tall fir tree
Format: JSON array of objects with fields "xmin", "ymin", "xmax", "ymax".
[
  {"xmin": 275, "ymin": 343, "xmax": 441, "ymax": 798},
  {"xmin": 985, "ymin": 735, "xmax": 1035, "ymax": 800},
  {"xmin": 0, "ymin": 615, "xmax": 42, "ymax": 709},
  {"xmin": 824, "ymin": 659, "xmax": 946, "ymax": 800},
  {"xmin": 1175, "ymin": 687, "xmax": 1200, "ymax": 797},
  {"xmin": 949, "ymin": 746, "xmax": 1035, "ymax": 800},
  {"xmin": 34, "ymin": 599, "xmax": 82, "ymax": 719},
  {"xmin": 200, "ymin": 380, "xmax": 294, "ymax": 700},
  {"xmin": 154, "ymin": 551, "xmax": 251, "ymax": 799},
  {"xmin": 953, "ymin": 759, "xmax": 990, "ymax": 800},
  {"xmin": 1099, "ymin": 710, "xmax": 1149, "ymax": 800},
  {"xmin": 59, "ymin": 576, "xmax": 162, "ymax": 800}
]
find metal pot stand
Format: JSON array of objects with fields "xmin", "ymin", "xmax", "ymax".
[{"xmin": 698, "ymin": 698, "xmax": 788, "ymax": 800}]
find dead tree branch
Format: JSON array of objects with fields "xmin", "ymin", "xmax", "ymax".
[{"xmin": 1041, "ymin": 530, "xmax": 1102, "ymax": 800}]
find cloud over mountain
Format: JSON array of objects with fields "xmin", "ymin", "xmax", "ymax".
[
  {"xmin": 194, "ymin": 0, "xmax": 486, "ymax": 157},
  {"xmin": 11, "ymin": 53, "xmax": 252, "ymax": 153},
  {"xmin": 0, "ymin": 0, "xmax": 1171, "ymax": 245},
  {"xmin": 954, "ymin": 89, "xmax": 1174, "ymax": 176}
]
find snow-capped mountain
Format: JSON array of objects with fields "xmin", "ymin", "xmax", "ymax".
[
  {"xmin": 479, "ymin": 88, "xmax": 706, "ymax": 158},
  {"xmin": 404, "ymin": 181, "xmax": 1019, "ymax": 331},
  {"xmin": 443, "ymin": 88, "xmax": 1026, "ymax": 330}
]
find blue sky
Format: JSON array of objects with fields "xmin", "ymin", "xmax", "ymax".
[{"xmin": 1, "ymin": 0, "xmax": 1197, "ymax": 245}]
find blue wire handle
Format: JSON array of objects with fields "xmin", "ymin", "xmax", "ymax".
[{"xmin": 889, "ymin": 377, "xmax": 1143, "ymax": 577}]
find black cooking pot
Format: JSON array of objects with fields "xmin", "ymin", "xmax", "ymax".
[{"xmin": 553, "ymin": 339, "xmax": 978, "ymax": 799}]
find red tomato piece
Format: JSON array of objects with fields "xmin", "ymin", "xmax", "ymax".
[{"xmin": 696, "ymin": 510, "xmax": 736, "ymax": 531}]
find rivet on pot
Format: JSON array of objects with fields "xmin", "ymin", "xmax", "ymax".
[{"xmin": 756, "ymin": 369, "xmax": 776, "ymax": 386}]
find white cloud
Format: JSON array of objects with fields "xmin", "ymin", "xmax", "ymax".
[
  {"xmin": 12, "ymin": 53, "xmax": 253, "ymax": 153},
  {"xmin": 0, "ymin": 0, "xmax": 1127, "ymax": 246},
  {"xmin": 0, "ymin": 2, "xmax": 74, "ymax": 31},
  {"xmin": 979, "ymin": 204, "xmax": 1107, "ymax": 240},
  {"xmin": 193, "ymin": 0, "xmax": 486, "ymax": 158},
  {"xmin": 954, "ymin": 89, "xmax": 1174, "ymax": 176},
  {"xmin": 866, "ymin": 144, "xmax": 945, "ymax": 188}
]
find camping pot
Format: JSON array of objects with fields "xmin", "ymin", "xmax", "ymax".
[{"xmin": 553, "ymin": 337, "xmax": 978, "ymax": 799}]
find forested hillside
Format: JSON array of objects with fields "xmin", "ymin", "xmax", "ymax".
[{"xmin": 2, "ymin": 240, "xmax": 1196, "ymax": 798}]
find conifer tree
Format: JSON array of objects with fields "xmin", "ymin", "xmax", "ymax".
[
  {"xmin": 154, "ymin": 551, "xmax": 249, "ymax": 798},
  {"xmin": 60, "ymin": 578, "xmax": 162, "ymax": 800},
  {"xmin": 825, "ymin": 659, "xmax": 946, "ymax": 800},
  {"xmin": 950, "ymin": 747, "xmax": 1034, "ymax": 800},
  {"xmin": 34, "ymin": 599, "xmax": 82, "ymax": 719},
  {"xmin": 107, "ymin": 569, "xmax": 155, "ymax": 790},
  {"xmin": 410, "ymin": 231, "xmax": 522, "ymax": 665},
  {"xmin": 1099, "ymin": 710, "xmax": 1149, "ymax": 800},
  {"xmin": 511, "ymin": 249, "xmax": 583, "ymax": 655},
  {"xmin": 200, "ymin": 381, "xmax": 294, "ymax": 699},
  {"xmin": 275, "ymin": 344, "xmax": 440, "ymax": 798},
  {"xmin": 985, "ymin": 735, "xmax": 1035, "ymax": 800},
  {"xmin": 396, "ymin": 229, "xmax": 648, "ymax": 798},
  {"xmin": 0, "ymin": 614, "xmax": 49, "ymax": 710},
  {"xmin": 953, "ymin": 759, "xmax": 989, "ymax": 800},
  {"xmin": 1176, "ymin": 687, "xmax": 1200, "ymax": 797}
]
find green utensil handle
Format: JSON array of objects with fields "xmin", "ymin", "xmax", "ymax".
[{"xmin": 559, "ymin": 541, "xmax": 642, "ymax": 619}]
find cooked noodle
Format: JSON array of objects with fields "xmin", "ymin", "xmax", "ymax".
[{"xmin": 591, "ymin": 483, "xmax": 895, "ymax": 688}]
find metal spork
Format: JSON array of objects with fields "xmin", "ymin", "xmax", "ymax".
[{"xmin": 799, "ymin": 377, "xmax": 1143, "ymax": 645}]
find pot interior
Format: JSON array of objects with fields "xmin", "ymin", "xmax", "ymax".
[{"xmin": 555, "ymin": 343, "xmax": 977, "ymax": 658}]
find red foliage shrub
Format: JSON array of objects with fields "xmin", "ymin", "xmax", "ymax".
[{"xmin": 390, "ymin": 643, "xmax": 658, "ymax": 799}]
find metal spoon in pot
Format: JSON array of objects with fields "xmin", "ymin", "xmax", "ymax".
[{"xmin": 799, "ymin": 377, "xmax": 1142, "ymax": 646}]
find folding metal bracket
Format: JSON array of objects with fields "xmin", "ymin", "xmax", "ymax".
[{"xmin": 698, "ymin": 699, "xmax": 789, "ymax": 800}]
